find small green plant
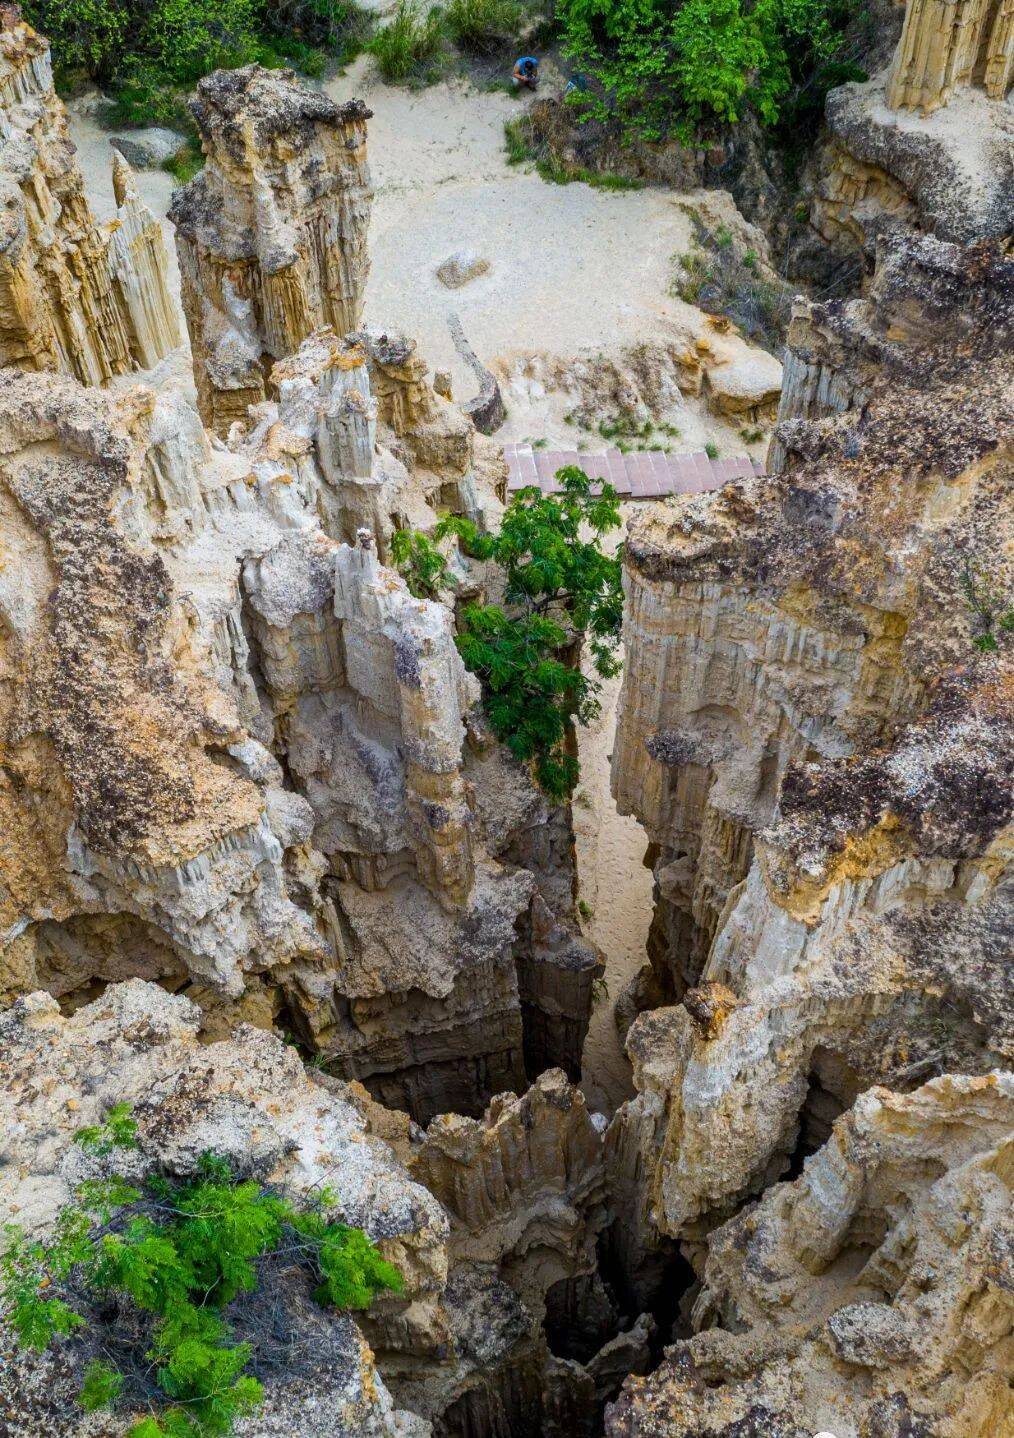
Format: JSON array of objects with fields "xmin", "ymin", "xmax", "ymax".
[
  {"xmin": 390, "ymin": 528, "xmax": 453, "ymax": 600},
  {"xmin": 704, "ymin": 442, "xmax": 719, "ymax": 459},
  {"xmin": 960, "ymin": 561, "xmax": 1014, "ymax": 654},
  {"xmin": 74, "ymin": 1101, "xmax": 139, "ymax": 1155},
  {"xmin": 740, "ymin": 426, "xmax": 764, "ymax": 443},
  {"xmin": 591, "ymin": 973, "xmax": 609, "ymax": 1004},
  {"xmin": 445, "ymin": 0, "xmax": 523, "ymax": 53},
  {"xmin": 163, "ymin": 145, "xmax": 204, "ymax": 186},
  {"xmin": 577, "ymin": 898, "xmax": 593, "ymax": 919},
  {"xmin": 598, "ymin": 414, "xmax": 653, "ymax": 442},
  {"xmin": 1, "ymin": 1107, "xmax": 401, "ymax": 1438},
  {"xmin": 369, "ymin": 0, "xmax": 447, "ymax": 81},
  {"xmin": 504, "ymin": 116, "xmax": 535, "ymax": 165}
]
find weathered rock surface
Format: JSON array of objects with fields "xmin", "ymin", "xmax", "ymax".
[
  {"xmin": 0, "ymin": 40, "xmax": 596, "ymax": 1132},
  {"xmin": 0, "ymin": 980, "xmax": 445, "ymax": 1438},
  {"xmin": 606, "ymin": 1073, "xmax": 1014, "ymax": 1438},
  {"xmin": 607, "ymin": 233, "xmax": 1012, "ymax": 1294},
  {"xmin": 888, "ymin": 0, "xmax": 1013, "ymax": 111},
  {"xmin": 170, "ymin": 66, "xmax": 372, "ymax": 435},
  {"xmin": 436, "ymin": 251, "xmax": 491, "ymax": 289},
  {"xmin": 0, "ymin": 19, "xmax": 179, "ymax": 380},
  {"xmin": 811, "ymin": 0, "xmax": 1014, "ymax": 254},
  {"xmin": 109, "ymin": 126, "xmax": 187, "ymax": 169}
]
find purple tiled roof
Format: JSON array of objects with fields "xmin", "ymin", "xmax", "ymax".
[{"xmin": 504, "ymin": 444, "xmax": 762, "ymax": 497}]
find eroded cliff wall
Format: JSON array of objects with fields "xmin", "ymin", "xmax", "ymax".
[
  {"xmin": 608, "ymin": 234, "xmax": 1012, "ymax": 1309},
  {"xmin": 0, "ymin": 23, "xmax": 597, "ymax": 1133},
  {"xmin": 0, "ymin": 18, "xmax": 178, "ymax": 379}
]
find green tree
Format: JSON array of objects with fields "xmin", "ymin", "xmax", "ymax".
[
  {"xmin": 554, "ymin": 0, "xmax": 863, "ymax": 139},
  {"xmin": 1, "ymin": 1108, "xmax": 401, "ymax": 1438},
  {"xmin": 393, "ymin": 467, "xmax": 623, "ymax": 798}
]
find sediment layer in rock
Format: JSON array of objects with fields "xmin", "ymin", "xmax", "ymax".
[
  {"xmin": 607, "ymin": 233, "xmax": 1013, "ymax": 1294},
  {"xmin": 0, "ymin": 19, "xmax": 178, "ymax": 381}
]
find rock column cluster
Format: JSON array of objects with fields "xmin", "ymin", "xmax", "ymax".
[
  {"xmin": 0, "ymin": 19, "xmax": 179, "ymax": 379},
  {"xmin": 604, "ymin": 230, "xmax": 1013, "ymax": 1435}
]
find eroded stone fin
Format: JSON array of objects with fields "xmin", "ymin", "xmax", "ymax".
[
  {"xmin": 888, "ymin": 0, "xmax": 1014, "ymax": 111},
  {"xmin": 606, "ymin": 232, "xmax": 1013, "ymax": 1300},
  {"xmin": 0, "ymin": 19, "xmax": 179, "ymax": 382},
  {"xmin": 605, "ymin": 1073, "xmax": 1014, "ymax": 1438},
  {"xmin": 169, "ymin": 64, "xmax": 372, "ymax": 435}
]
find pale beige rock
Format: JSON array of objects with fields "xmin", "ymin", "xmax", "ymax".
[
  {"xmin": 0, "ymin": 980, "xmax": 446, "ymax": 1438},
  {"xmin": 0, "ymin": 20, "xmax": 179, "ymax": 382},
  {"xmin": 170, "ymin": 66, "xmax": 372, "ymax": 435},
  {"xmin": 607, "ymin": 234, "xmax": 1013, "ymax": 1295},
  {"xmin": 810, "ymin": 0, "xmax": 1014, "ymax": 254},
  {"xmin": 888, "ymin": 0, "xmax": 1014, "ymax": 111},
  {"xmin": 606, "ymin": 1073, "xmax": 1014, "ymax": 1438}
]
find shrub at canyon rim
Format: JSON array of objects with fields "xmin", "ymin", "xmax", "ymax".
[
  {"xmin": 394, "ymin": 467, "xmax": 623, "ymax": 798},
  {"xmin": 1, "ymin": 1106, "xmax": 402, "ymax": 1437},
  {"xmin": 555, "ymin": 0, "xmax": 865, "ymax": 138},
  {"xmin": 21, "ymin": 0, "xmax": 365, "ymax": 117}
]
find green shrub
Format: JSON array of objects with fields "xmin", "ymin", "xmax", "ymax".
[
  {"xmin": 445, "ymin": 0, "xmax": 523, "ymax": 53},
  {"xmin": 554, "ymin": 0, "xmax": 865, "ymax": 140},
  {"xmin": 393, "ymin": 468, "xmax": 622, "ymax": 798},
  {"xmin": 1, "ymin": 1107, "xmax": 401, "ymax": 1438},
  {"xmin": 369, "ymin": 0, "xmax": 447, "ymax": 81},
  {"xmin": 22, "ymin": 0, "xmax": 355, "ymax": 109},
  {"xmin": 961, "ymin": 561, "xmax": 1014, "ymax": 654},
  {"xmin": 504, "ymin": 116, "xmax": 535, "ymax": 163},
  {"xmin": 163, "ymin": 145, "xmax": 205, "ymax": 186},
  {"xmin": 390, "ymin": 529, "xmax": 452, "ymax": 600},
  {"xmin": 671, "ymin": 215, "xmax": 792, "ymax": 351}
]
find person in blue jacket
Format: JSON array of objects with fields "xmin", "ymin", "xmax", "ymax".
[{"xmin": 512, "ymin": 55, "xmax": 539, "ymax": 91}]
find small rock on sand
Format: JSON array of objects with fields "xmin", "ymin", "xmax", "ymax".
[
  {"xmin": 110, "ymin": 128, "xmax": 187, "ymax": 169},
  {"xmin": 436, "ymin": 250, "xmax": 492, "ymax": 289}
]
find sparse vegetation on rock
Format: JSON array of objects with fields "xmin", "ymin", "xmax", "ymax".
[
  {"xmin": 394, "ymin": 467, "xmax": 623, "ymax": 797},
  {"xmin": 2, "ymin": 1107, "xmax": 401, "ymax": 1438}
]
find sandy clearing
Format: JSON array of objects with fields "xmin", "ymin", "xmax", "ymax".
[{"xmin": 68, "ymin": 58, "xmax": 751, "ymax": 454}]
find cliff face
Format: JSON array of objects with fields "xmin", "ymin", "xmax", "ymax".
[
  {"xmin": 169, "ymin": 66, "xmax": 372, "ymax": 436},
  {"xmin": 608, "ymin": 234, "xmax": 1012, "ymax": 1295},
  {"xmin": 0, "ymin": 21, "xmax": 178, "ymax": 380},
  {"xmin": 0, "ymin": 23, "xmax": 597, "ymax": 1132},
  {"xmin": 606, "ymin": 1072, "xmax": 1014, "ymax": 1438},
  {"xmin": 810, "ymin": 0, "xmax": 1013, "ymax": 256}
]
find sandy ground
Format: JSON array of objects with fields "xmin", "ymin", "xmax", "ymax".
[
  {"xmin": 68, "ymin": 57, "xmax": 764, "ymax": 457},
  {"xmin": 66, "ymin": 65, "xmax": 691, "ymax": 1106},
  {"xmin": 571, "ymin": 508, "xmax": 653, "ymax": 1116}
]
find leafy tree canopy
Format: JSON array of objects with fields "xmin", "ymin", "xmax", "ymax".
[
  {"xmin": 555, "ymin": 0, "xmax": 866, "ymax": 139},
  {"xmin": 393, "ymin": 466, "xmax": 623, "ymax": 798}
]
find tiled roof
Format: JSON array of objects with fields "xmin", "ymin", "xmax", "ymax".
[{"xmin": 504, "ymin": 445, "xmax": 763, "ymax": 497}]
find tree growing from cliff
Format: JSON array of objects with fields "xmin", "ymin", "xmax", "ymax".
[
  {"xmin": 1, "ymin": 1106, "xmax": 402, "ymax": 1438},
  {"xmin": 393, "ymin": 466, "xmax": 623, "ymax": 799}
]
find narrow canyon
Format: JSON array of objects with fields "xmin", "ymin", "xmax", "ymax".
[{"xmin": 0, "ymin": 5, "xmax": 1011, "ymax": 1438}]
